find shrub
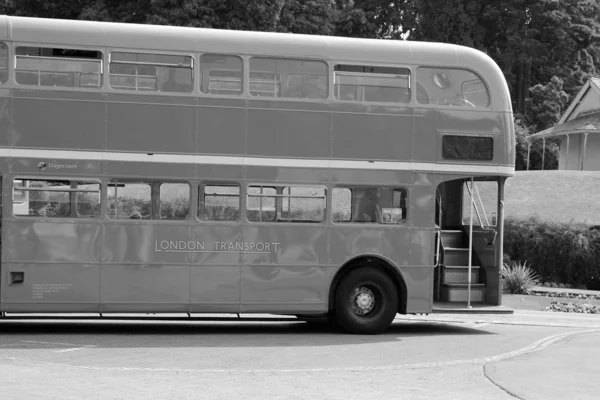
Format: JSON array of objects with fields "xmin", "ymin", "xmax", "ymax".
[
  {"xmin": 504, "ymin": 216, "xmax": 600, "ymax": 287},
  {"xmin": 501, "ymin": 261, "xmax": 539, "ymax": 294}
]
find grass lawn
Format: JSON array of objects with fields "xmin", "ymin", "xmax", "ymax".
[
  {"xmin": 502, "ymin": 293, "xmax": 600, "ymax": 311},
  {"xmin": 504, "ymin": 170, "xmax": 600, "ymax": 225}
]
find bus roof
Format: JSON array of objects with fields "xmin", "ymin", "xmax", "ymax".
[
  {"xmin": 0, "ymin": 15, "xmax": 494, "ymax": 68},
  {"xmin": 0, "ymin": 15, "xmax": 512, "ymax": 111}
]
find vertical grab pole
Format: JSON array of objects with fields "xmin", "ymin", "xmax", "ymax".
[{"xmin": 468, "ymin": 177, "xmax": 474, "ymax": 308}]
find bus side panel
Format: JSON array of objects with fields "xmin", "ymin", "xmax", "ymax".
[
  {"xmin": 100, "ymin": 223, "xmax": 191, "ymax": 312},
  {"xmin": 246, "ymin": 101, "xmax": 331, "ymax": 159},
  {"xmin": 1, "ymin": 221, "xmax": 101, "ymax": 312},
  {"xmin": 0, "ymin": 95, "xmax": 10, "ymax": 148},
  {"xmin": 239, "ymin": 225, "xmax": 328, "ymax": 313},
  {"xmin": 434, "ymin": 109, "xmax": 507, "ymax": 164},
  {"xmin": 413, "ymin": 108, "xmax": 438, "ymax": 163},
  {"xmin": 106, "ymin": 94, "xmax": 197, "ymax": 154},
  {"xmin": 197, "ymin": 98, "xmax": 247, "ymax": 156},
  {"xmin": 328, "ymin": 226, "xmax": 433, "ymax": 313},
  {"xmin": 12, "ymin": 91, "xmax": 106, "ymax": 150},
  {"xmin": 189, "ymin": 224, "xmax": 242, "ymax": 313},
  {"xmin": 331, "ymin": 105, "xmax": 413, "ymax": 161}
]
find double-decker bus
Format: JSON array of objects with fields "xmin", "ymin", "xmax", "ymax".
[{"xmin": 0, "ymin": 16, "xmax": 514, "ymax": 334}]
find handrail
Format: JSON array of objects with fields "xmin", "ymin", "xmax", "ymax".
[
  {"xmin": 14, "ymin": 186, "xmax": 99, "ymax": 193},
  {"xmin": 465, "ymin": 182, "xmax": 484, "ymax": 226},
  {"xmin": 472, "ymin": 183, "xmax": 490, "ymax": 226}
]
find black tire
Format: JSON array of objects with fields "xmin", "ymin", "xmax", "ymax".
[{"xmin": 333, "ymin": 267, "xmax": 399, "ymax": 334}]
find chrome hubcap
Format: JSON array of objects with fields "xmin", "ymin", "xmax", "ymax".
[{"xmin": 350, "ymin": 286, "xmax": 376, "ymax": 316}]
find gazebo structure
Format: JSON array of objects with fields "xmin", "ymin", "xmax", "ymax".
[{"xmin": 529, "ymin": 77, "xmax": 600, "ymax": 170}]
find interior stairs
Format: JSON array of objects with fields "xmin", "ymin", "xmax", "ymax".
[{"xmin": 438, "ymin": 229, "xmax": 485, "ymax": 302}]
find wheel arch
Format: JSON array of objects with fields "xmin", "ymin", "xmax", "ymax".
[{"xmin": 328, "ymin": 254, "xmax": 408, "ymax": 314}]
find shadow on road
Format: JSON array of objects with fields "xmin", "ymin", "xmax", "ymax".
[{"xmin": 0, "ymin": 319, "xmax": 494, "ymax": 349}]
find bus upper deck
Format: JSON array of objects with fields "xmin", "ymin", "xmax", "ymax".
[{"xmin": 0, "ymin": 15, "xmax": 514, "ymax": 177}]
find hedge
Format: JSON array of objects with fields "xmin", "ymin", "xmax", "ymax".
[{"xmin": 503, "ymin": 216, "xmax": 600, "ymax": 286}]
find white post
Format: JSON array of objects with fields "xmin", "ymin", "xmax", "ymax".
[
  {"xmin": 582, "ymin": 132, "xmax": 589, "ymax": 171},
  {"xmin": 526, "ymin": 142, "xmax": 531, "ymax": 171},
  {"xmin": 542, "ymin": 138, "xmax": 546, "ymax": 170},
  {"xmin": 468, "ymin": 177, "xmax": 474, "ymax": 309},
  {"xmin": 565, "ymin": 134, "xmax": 570, "ymax": 170}
]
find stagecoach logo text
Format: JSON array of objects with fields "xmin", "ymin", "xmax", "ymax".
[
  {"xmin": 38, "ymin": 161, "xmax": 78, "ymax": 170},
  {"xmin": 155, "ymin": 240, "xmax": 280, "ymax": 254}
]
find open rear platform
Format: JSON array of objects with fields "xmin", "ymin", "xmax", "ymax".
[{"xmin": 432, "ymin": 302, "xmax": 514, "ymax": 314}]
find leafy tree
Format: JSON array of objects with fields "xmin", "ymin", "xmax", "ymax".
[
  {"xmin": 526, "ymin": 76, "xmax": 570, "ymax": 133},
  {"xmin": 334, "ymin": 0, "xmax": 410, "ymax": 39},
  {"xmin": 406, "ymin": 0, "xmax": 485, "ymax": 48}
]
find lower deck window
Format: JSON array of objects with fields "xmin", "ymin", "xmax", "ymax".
[
  {"xmin": 333, "ymin": 187, "xmax": 407, "ymax": 224},
  {"xmin": 247, "ymin": 185, "xmax": 326, "ymax": 222},
  {"xmin": 108, "ymin": 180, "xmax": 190, "ymax": 220},
  {"xmin": 202, "ymin": 185, "xmax": 240, "ymax": 220},
  {"xmin": 13, "ymin": 179, "xmax": 101, "ymax": 218}
]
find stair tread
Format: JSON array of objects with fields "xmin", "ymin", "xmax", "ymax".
[
  {"xmin": 444, "ymin": 247, "xmax": 470, "ymax": 251},
  {"xmin": 442, "ymin": 283, "xmax": 486, "ymax": 288},
  {"xmin": 445, "ymin": 265, "xmax": 480, "ymax": 269},
  {"xmin": 441, "ymin": 230, "xmax": 463, "ymax": 233}
]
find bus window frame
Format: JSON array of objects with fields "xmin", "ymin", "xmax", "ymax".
[
  {"xmin": 11, "ymin": 176, "xmax": 103, "ymax": 219},
  {"xmin": 246, "ymin": 183, "xmax": 327, "ymax": 224},
  {"xmin": 332, "ymin": 62, "xmax": 412, "ymax": 105},
  {"xmin": 107, "ymin": 48, "xmax": 196, "ymax": 95},
  {"xmin": 199, "ymin": 53, "xmax": 244, "ymax": 97},
  {"xmin": 331, "ymin": 185, "xmax": 409, "ymax": 225},
  {"xmin": 0, "ymin": 41, "xmax": 10, "ymax": 84},
  {"xmin": 199, "ymin": 182, "xmax": 242, "ymax": 222},
  {"xmin": 416, "ymin": 65, "xmax": 492, "ymax": 109},
  {"xmin": 247, "ymin": 56, "xmax": 330, "ymax": 102},
  {"xmin": 12, "ymin": 43, "xmax": 106, "ymax": 91}
]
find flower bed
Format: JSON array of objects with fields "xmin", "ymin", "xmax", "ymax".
[{"xmin": 545, "ymin": 302, "xmax": 600, "ymax": 314}]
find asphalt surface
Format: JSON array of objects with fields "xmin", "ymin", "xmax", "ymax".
[{"xmin": 0, "ymin": 311, "xmax": 599, "ymax": 399}]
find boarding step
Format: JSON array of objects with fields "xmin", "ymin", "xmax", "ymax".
[
  {"xmin": 443, "ymin": 265, "xmax": 480, "ymax": 284},
  {"xmin": 440, "ymin": 283, "xmax": 485, "ymax": 302},
  {"xmin": 443, "ymin": 248, "xmax": 471, "ymax": 265},
  {"xmin": 440, "ymin": 230, "xmax": 464, "ymax": 248}
]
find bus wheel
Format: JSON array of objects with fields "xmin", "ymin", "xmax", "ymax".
[{"xmin": 334, "ymin": 267, "xmax": 398, "ymax": 334}]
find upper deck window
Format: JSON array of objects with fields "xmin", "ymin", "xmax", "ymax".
[
  {"xmin": 334, "ymin": 65, "xmax": 411, "ymax": 104},
  {"xmin": 249, "ymin": 57, "xmax": 327, "ymax": 99},
  {"xmin": 200, "ymin": 54, "xmax": 243, "ymax": 96},
  {"xmin": 15, "ymin": 46, "xmax": 102, "ymax": 88},
  {"xmin": 416, "ymin": 67, "xmax": 490, "ymax": 108},
  {"xmin": 109, "ymin": 52, "xmax": 193, "ymax": 93},
  {"xmin": 0, "ymin": 42, "xmax": 8, "ymax": 84}
]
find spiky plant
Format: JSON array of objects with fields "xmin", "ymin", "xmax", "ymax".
[{"xmin": 501, "ymin": 261, "xmax": 539, "ymax": 295}]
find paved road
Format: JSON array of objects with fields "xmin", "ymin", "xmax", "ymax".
[{"xmin": 0, "ymin": 311, "xmax": 599, "ymax": 399}]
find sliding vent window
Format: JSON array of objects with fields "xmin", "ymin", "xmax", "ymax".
[
  {"xmin": 416, "ymin": 67, "xmax": 490, "ymax": 107},
  {"xmin": 249, "ymin": 57, "xmax": 327, "ymax": 99},
  {"xmin": 15, "ymin": 46, "xmax": 102, "ymax": 88},
  {"xmin": 200, "ymin": 54, "xmax": 243, "ymax": 95},
  {"xmin": 109, "ymin": 52, "xmax": 193, "ymax": 93},
  {"xmin": 247, "ymin": 185, "xmax": 326, "ymax": 222},
  {"xmin": 12, "ymin": 179, "xmax": 101, "ymax": 218},
  {"xmin": 334, "ymin": 65, "xmax": 410, "ymax": 103},
  {"xmin": 0, "ymin": 42, "xmax": 8, "ymax": 84}
]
